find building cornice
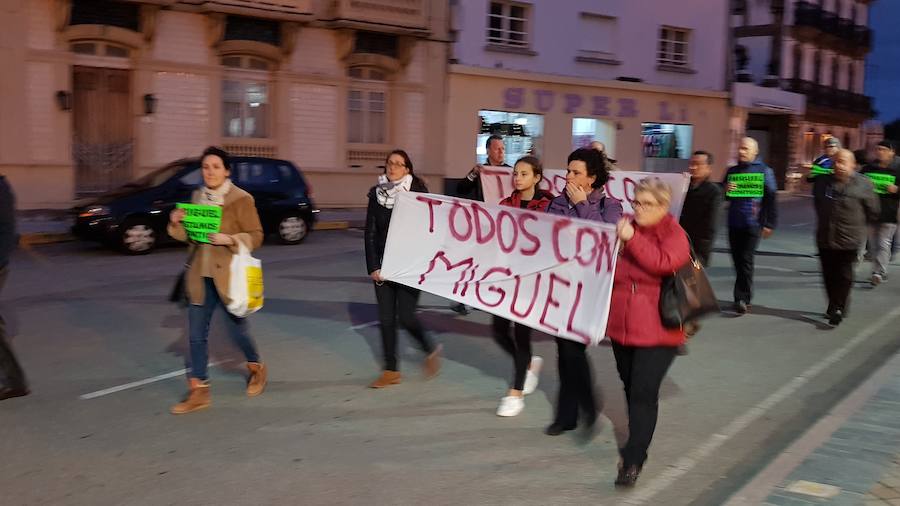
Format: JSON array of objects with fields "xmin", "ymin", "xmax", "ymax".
[{"xmin": 448, "ymin": 65, "xmax": 729, "ymax": 99}]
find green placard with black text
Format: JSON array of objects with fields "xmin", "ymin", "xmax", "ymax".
[
  {"xmin": 176, "ymin": 203, "xmax": 222, "ymax": 243},
  {"xmin": 865, "ymin": 173, "xmax": 896, "ymax": 195},
  {"xmin": 727, "ymin": 173, "xmax": 765, "ymax": 198}
]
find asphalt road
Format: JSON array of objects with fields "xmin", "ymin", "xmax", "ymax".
[{"xmin": 2, "ymin": 197, "xmax": 900, "ymax": 505}]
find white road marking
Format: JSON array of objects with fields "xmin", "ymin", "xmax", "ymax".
[
  {"xmin": 623, "ymin": 304, "xmax": 900, "ymax": 505},
  {"xmin": 349, "ymin": 321, "xmax": 379, "ymax": 330},
  {"xmin": 79, "ymin": 360, "xmax": 229, "ymax": 400}
]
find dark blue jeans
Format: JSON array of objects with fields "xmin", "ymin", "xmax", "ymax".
[{"xmin": 189, "ymin": 278, "xmax": 260, "ymax": 380}]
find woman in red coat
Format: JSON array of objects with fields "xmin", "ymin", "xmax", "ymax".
[{"xmin": 608, "ymin": 178, "xmax": 691, "ymax": 487}]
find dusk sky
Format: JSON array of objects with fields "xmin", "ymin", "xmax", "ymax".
[{"xmin": 866, "ymin": 1, "xmax": 900, "ymax": 122}]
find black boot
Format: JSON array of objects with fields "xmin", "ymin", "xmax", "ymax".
[{"xmin": 615, "ymin": 464, "xmax": 642, "ymax": 487}]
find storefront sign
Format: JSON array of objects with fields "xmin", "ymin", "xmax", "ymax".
[
  {"xmin": 478, "ymin": 167, "xmax": 690, "ymax": 216},
  {"xmin": 865, "ymin": 173, "xmax": 897, "ymax": 195},
  {"xmin": 726, "ymin": 173, "xmax": 765, "ymax": 198},
  {"xmin": 380, "ymin": 192, "xmax": 618, "ymax": 345},
  {"xmin": 177, "ymin": 203, "xmax": 222, "ymax": 243},
  {"xmin": 503, "ymin": 88, "xmax": 689, "ymax": 121}
]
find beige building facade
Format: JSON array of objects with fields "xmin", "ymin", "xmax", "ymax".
[{"xmin": 0, "ymin": 0, "xmax": 449, "ymax": 209}]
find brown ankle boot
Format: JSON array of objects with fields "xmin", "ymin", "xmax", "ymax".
[
  {"xmin": 423, "ymin": 344, "xmax": 442, "ymax": 380},
  {"xmin": 246, "ymin": 362, "xmax": 267, "ymax": 397},
  {"xmin": 369, "ymin": 370, "xmax": 401, "ymax": 388},
  {"xmin": 170, "ymin": 378, "xmax": 210, "ymax": 415}
]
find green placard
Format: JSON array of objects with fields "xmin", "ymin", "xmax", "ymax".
[
  {"xmin": 810, "ymin": 164, "xmax": 833, "ymax": 177},
  {"xmin": 177, "ymin": 203, "xmax": 222, "ymax": 243},
  {"xmin": 727, "ymin": 173, "xmax": 765, "ymax": 198},
  {"xmin": 865, "ymin": 173, "xmax": 896, "ymax": 195}
]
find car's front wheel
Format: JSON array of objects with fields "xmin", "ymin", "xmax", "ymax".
[
  {"xmin": 120, "ymin": 217, "xmax": 157, "ymax": 254},
  {"xmin": 278, "ymin": 214, "xmax": 309, "ymax": 245}
]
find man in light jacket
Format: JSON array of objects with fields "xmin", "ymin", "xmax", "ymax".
[{"xmin": 813, "ymin": 149, "xmax": 880, "ymax": 326}]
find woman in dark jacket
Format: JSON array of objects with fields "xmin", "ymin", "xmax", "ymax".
[
  {"xmin": 813, "ymin": 149, "xmax": 880, "ymax": 325},
  {"xmin": 545, "ymin": 148, "xmax": 623, "ymax": 435},
  {"xmin": 365, "ymin": 150, "xmax": 441, "ymax": 388},
  {"xmin": 607, "ymin": 178, "xmax": 691, "ymax": 486}
]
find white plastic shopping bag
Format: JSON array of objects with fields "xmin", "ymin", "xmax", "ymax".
[{"xmin": 226, "ymin": 240, "xmax": 264, "ymax": 317}]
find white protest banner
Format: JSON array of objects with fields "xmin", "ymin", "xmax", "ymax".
[
  {"xmin": 478, "ymin": 167, "xmax": 690, "ymax": 216},
  {"xmin": 380, "ymin": 192, "xmax": 619, "ymax": 345}
]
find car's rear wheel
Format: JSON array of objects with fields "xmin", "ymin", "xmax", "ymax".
[
  {"xmin": 120, "ymin": 217, "xmax": 157, "ymax": 254},
  {"xmin": 278, "ymin": 214, "xmax": 309, "ymax": 244}
]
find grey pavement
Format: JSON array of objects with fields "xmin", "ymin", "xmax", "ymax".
[{"xmin": 2, "ymin": 198, "xmax": 900, "ymax": 505}]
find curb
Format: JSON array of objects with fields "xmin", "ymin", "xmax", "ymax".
[
  {"xmin": 19, "ymin": 232, "xmax": 74, "ymax": 247},
  {"xmin": 313, "ymin": 220, "xmax": 350, "ymax": 231},
  {"xmin": 19, "ymin": 220, "xmax": 354, "ymax": 247}
]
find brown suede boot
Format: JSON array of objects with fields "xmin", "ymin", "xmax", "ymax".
[
  {"xmin": 369, "ymin": 370, "xmax": 401, "ymax": 388},
  {"xmin": 170, "ymin": 378, "xmax": 210, "ymax": 415},
  {"xmin": 246, "ymin": 362, "xmax": 267, "ymax": 397},
  {"xmin": 423, "ymin": 344, "xmax": 442, "ymax": 380}
]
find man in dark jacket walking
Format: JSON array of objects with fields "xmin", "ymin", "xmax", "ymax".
[
  {"xmin": 451, "ymin": 134, "xmax": 509, "ymax": 315},
  {"xmin": 724, "ymin": 137, "xmax": 778, "ymax": 314},
  {"xmin": 456, "ymin": 134, "xmax": 509, "ymax": 203},
  {"xmin": 860, "ymin": 140, "xmax": 900, "ymax": 286},
  {"xmin": 680, "ymin": 150, "xmax": 723, "ymax": 266},
  {"xmin": 0, "ymin": 175, "xmax": 28, "ymax": 400},
  {"xmin": 813, "ymin": 149, "xmax": 880, "ymax": 326}
]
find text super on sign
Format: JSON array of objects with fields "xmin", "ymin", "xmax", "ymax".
[
  {"xmin": 727, "ymin": 173, "xmax": 765, "ymax": 198},
  {"xmin": 177, "ymin": 204, "xmax": 222, "ymax": 243}
]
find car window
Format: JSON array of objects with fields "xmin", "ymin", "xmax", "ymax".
[
  {"xmin": 235, "ymin": 161, "xmax": 287, "ymax": 187},
  {"xmin": 179, "ymin": 167, "xmax": 202, "ymax": 186}
]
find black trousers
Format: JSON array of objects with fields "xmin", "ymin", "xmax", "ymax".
[
  {"xmin": 819, "ymin": 248, "xmax": 858, "ymax": 315},
  {"xmin": 553, "ymin": 337, "xmax": 596, "ymax": 427},
  {"xmin": 728, "ymin": 227, "xmax": 761, "ymax": 304},
  {"xmin": 492, "ymin": 316, "xmax": 533, "ymax": 391},
  {"xmin": 373, "ymin": 281, "xmax": 434, "ymax": 371},
  {"xmin": 611, "ymin": 342, "xmax": 676, "ymax": 467},
  {"xmin": 0, "ymin": 267, "xmax": 26, "ymax": 390}
]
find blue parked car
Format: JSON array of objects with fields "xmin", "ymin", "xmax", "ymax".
[{"xmin": 73, "ymin": 157, "xmax": 318, "ymax": 254}]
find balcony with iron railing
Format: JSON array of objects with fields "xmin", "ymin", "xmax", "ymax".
[
  {"xmin": 327, "ymin": 0, "xmax": 429, "ymax": 34},
  {"xmin": 791, "ymin": 1, "xmax": 872, "ymax": 54},
  {"xmin": 784, "ymin": 78, "xmax": 873, "ymax": 116},
  {"xmin": 190, "ymin": 0, "xmax": 315, "ymax": 21}
]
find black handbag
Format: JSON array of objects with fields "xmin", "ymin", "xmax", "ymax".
[
  {"xmin": 659, "ymin": 247, "xmax": 719, "ymax": 329},
  {"xmin": 168, "ymin": 246, "xmax": 198, "ymax": 306}
]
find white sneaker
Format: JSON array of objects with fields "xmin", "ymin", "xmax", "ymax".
[
  {"xmin": 496, "ymin": 395, "xmax": 525, "ymax": 417},
  {"xmin": 523, "ymin": 356, "xmax": 543, "ymax": 395}
]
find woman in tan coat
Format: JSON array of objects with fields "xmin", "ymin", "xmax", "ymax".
[{"xmin": 167, "ymin": 146, "xmax": 267, "ymax": 414}]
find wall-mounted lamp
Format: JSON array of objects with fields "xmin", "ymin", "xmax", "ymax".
[
  {"xmin": 143, "ymin": 93, "xmax": 157, "ymax": 115},
  {"xmin": 56, "ymin": 91, "xmax": 72, "ymax": 111}
]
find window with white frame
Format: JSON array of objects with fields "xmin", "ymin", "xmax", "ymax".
[
  {"xmin": 579, "ymin": 14, "xmax": 617, "ymax": 57},
  {"xmin": 487, "ymin": 1, "xmax": 530, "ymax": 48},
  {"xmin": 657, "ymin": 27, "xmax": 690, "ymax": 67},
  {"xmin": 348, "ymin": 67, "xmax": 387, "ymax": 145},
  {"xmin": 222, "ymin": 55, "xmax": 271, "ymax": 139}
]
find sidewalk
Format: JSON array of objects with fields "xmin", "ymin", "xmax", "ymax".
[
  {"xmin": 726, "ymin": 349, "xmax": 900, "ymax": 505},
  {"xmin": 16, "ymin": 207, "xmax": 366, "ymax": 246}
]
